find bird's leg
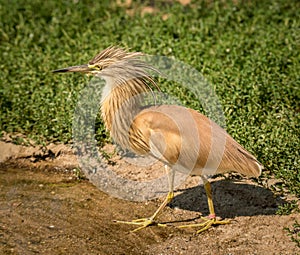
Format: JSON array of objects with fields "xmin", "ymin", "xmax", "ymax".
[
  {"xmin": 115, "ymin": 165, "xmax": 175, "ymax": 232},
  {"xmin": 179, "ymin": 176, "xmax": 230, "ymax": 233},
  {"xmin": 148, "ymin": 165, "xmax": 175, "ymax": 220}
]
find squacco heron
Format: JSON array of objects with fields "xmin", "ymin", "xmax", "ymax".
[{"xmin": 53, "ymin": 46, "xmax": 263, "ymax": 233}]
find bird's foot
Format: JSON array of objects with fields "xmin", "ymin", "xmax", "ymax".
[
  {"xmin": 115, "ymin": 218, "xmax": 167, "ymax": 232},
  {"xmin": 178, "ymin": 214, "xmax": 230, "ymax": 234}
]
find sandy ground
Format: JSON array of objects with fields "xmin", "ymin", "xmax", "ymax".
[{"xmin": 0, "ymin": 140, "xmax": 299, "ymax": 254}]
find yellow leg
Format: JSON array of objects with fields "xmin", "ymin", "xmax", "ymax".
[
  {"xmin": 205, "ymin": 178, "xmax": 216, "ymax": 218},
  {"xmin": 115, "ymin": 165, "xmax": 175, "ymax": 232},
  {"xmin": 179, "ymin": 177, "xmax": 230, "ymax": 233}
]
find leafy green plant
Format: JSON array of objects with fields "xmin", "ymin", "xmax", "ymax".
[
  {"xmin": 276, "ymin": 200, "xmax": 299, "ymax": 215},
  {"xmin": 0, "ymin": 0, "xmax": 299, "ymax": 196},
  {"xmin": 285, "ymin": 220, "xmax": 300, "ymax": 248}
]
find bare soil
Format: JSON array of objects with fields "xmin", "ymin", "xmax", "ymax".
[{"xmin": 0, "ymin": 141, "xmax": 299, "ymax": 254}]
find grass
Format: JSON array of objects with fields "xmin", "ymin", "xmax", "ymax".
[
  {"xmin": 276, "ymin": 200, "xmax": 299, "ymax": 216},
  {"xmin": 0, "ymin": 0, "xmax": 299, "ymax": 196},
  {"xmin": 285, "ymin": 220, "xmax": 300, "ymax": 248}
]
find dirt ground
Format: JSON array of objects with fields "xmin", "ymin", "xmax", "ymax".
[{"xmin": 0, "ymin": 141, "xmax": 299, "ymax": 255}]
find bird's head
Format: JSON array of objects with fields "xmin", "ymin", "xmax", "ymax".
[
  {"xmin": 52, "ymin": 46, "xmax": 143, "ymax": 77},
  {"xmin": 53, "ymin": 46, "xmax": 161, "ymax": 96}
]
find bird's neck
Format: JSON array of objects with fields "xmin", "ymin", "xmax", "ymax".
[{"xmin": 100, "ymin": 79, "xmax": 148, "ymax": 149}]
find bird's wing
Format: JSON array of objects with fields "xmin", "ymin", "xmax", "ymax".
[{"xmin": 129, "ymin": 105, "xmax": 262, "ymax": 177}]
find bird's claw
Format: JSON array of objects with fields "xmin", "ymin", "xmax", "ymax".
[
  {"xmin": 178, "ymin": 216, "xmax": 230, "ymax": 234},
  {"xmin": 115, "ymin": 218, "xmax": 167, "ymax": 232}
]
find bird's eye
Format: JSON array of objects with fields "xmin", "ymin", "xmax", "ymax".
[{"xmin": 88, "ymin": 64, "xmax": 102, "ymax": 70}]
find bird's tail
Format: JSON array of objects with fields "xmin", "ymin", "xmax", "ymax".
[
  {"xmin": 234, "ymin": 146, "xmax": 263, "ymax": 177},
  {"xmin": 218, "ymin": 134, "xmax": 263, "ymax": 178}
]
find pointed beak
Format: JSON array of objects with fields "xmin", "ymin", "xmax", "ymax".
[{"xmin": 52, "ymin": 64, "xmax": 93, "ymax": 74}]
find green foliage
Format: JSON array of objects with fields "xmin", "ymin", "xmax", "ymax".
[
  {"xmin": 285, "ymin": 220, "xmax": 300, "ymax": 248},
  {"xmin": 0, "ymin": 1, "xmax": 299, "ymax": 195},
  {"xmin": 276, "ymin": 200, "xmax": 299, "ymax": 215}
]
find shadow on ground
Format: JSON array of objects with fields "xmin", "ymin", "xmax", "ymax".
[{"xmin": 169, "ymin": 180, "xmax": 284, "ymax": 219}]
